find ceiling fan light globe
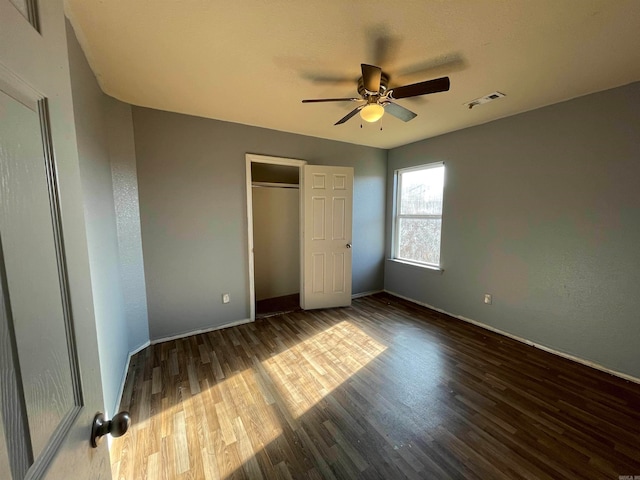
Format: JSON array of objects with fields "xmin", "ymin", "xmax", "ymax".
[{"xmin": 360, "ymin": 104, "xmax": 384, "ymax": 123}]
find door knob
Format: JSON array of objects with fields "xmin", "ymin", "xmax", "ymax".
[
  {"xmin": 346, "ymin": 243, "xmax": 352, "ymax": 248},
  {"xmin": 90, "ymin": 411, "xmax": 131, "ymax": 448}
]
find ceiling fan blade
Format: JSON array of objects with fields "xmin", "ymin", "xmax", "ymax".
[
  {"xmin": 372, "ymin": 34, "xmax": 401, "ymax": 68},
  {"xmin": 361, "ymin": 64, "xmax": 382, "ymax": 93},
  {"xmin": 302, "ymin": 73, "xmax": 355, "ymax": 84},
  {"xmin": 335, "ymin": 106, "xmax": 364, "ymax": 125},
  {"xmin": 302, "ymin": 97, "xmax": 361, "ymax": 103},
  {"xmin": 383, "ymin": 102, "xmax": 417, "ymax": 122},
  {"xmin": 396, "ymin": 54, "xmax": 466, "ymax": 80},
  {"xmin": 388, "ymin": 76, "xmax": 450, "ymax": 99}
]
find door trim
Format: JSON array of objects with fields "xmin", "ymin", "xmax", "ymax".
[{"xmin": 245, "ymin": 154, "xmax": 306, "ymax": 321}]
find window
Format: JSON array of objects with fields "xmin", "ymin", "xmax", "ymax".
[{"xmin": 393, "ymin": 163, "xmax": 445, "ymax": 267}]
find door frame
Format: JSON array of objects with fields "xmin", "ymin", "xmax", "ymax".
[{"xmin": 245, "ymin": 154, "xmax": 306, "ymax": 321}]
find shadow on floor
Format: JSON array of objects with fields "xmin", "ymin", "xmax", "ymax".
[{"xmin": 256, "ymin": 293, "xmax": 301, "ymax": 319}]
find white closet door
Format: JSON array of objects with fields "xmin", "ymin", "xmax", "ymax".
[{"xmin": 301, "ymin": 165, "xmax": 353, "ymax": 310}]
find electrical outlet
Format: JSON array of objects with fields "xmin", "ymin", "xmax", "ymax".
[
  {"xmin": 484, "ymin": 294, "xmax": 492, "ymax": 305},
  {"xmin": 222, "ymin": 293, "xmax": 230, "ymax": 304}
]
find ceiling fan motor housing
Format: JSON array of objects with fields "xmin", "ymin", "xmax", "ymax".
[{"xmin": 358, "ymin": 72, "xmax": 389, "ymax": 97}]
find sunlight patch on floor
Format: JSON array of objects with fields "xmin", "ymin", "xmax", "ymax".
[
  {"xmin": 110, "ymin": 320, "xmax": 388, "ymax": 479},
  {"xmin": 110, "ymin": 366, "xmax": 286, "ymax": 479},
  {"xmin": 261, "ymin": 321, "xmax": 387, "ymax": 418}
]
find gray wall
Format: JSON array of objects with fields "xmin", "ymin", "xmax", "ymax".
[
  {"xmin": 132, "ymin": 107, "xmax": 387, "ymax": 340},
  {"xmin": 66, "ymin": 22, "xmax": 149, "ymax": 417},
  {"xmin": 385, "ymin": 82, "xmax": 640, "ymax": 379},
  {"xmin": 105, "ymin": 101, "xmax": 150, "ymax": 349}
]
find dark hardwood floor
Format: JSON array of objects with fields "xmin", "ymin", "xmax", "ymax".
[{"xmin": 111, "ymin": 293, "xmax": 640, "ymax": 479}]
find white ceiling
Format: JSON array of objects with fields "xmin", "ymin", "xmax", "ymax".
[{"xmin": 64, "ymin": 1, "xmax": 640, "ymax": 149}]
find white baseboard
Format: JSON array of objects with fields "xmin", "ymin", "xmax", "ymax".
[
  {"xmin": 384, "ymin": 290, "xmax": 640, "ymax": 385},
  {"xmin": 150, "ymin": 318, "xmax": 254, "ymax": 346},
  {"xmin": 352, "ymin": 289, "xmax": 384, "ymax": 299},
  {"xmin": 113, "ymin": 339, "xmax": 150, "ymax": 416}
]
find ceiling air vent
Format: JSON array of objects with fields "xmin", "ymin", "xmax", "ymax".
[{"xmin": 465, "ymin": 91, "xmax": 506, "ymax": 109}]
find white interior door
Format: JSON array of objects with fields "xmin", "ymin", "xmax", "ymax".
[
  {"xmin": 1, "ymin": 1, "xmax": 108, "ymax": 479},
  {"xmin": 301, "ymin": 165, "xmax": 354, "ymax": 310}
]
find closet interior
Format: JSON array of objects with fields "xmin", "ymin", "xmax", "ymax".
[{"xmin": 250, "ymin": 162, "xmax": 301, "ymax": 318}]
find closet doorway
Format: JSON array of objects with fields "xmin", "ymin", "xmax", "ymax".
[{"xmin": 246, "ymin": 154, "xmax": 306, "ymax": 319}]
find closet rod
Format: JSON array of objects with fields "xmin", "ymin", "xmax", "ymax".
[{"xmin": 251, "ymin": 182, "xmax": 299, "ymax": 189}]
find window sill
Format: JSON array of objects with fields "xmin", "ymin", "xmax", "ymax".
[{"xmin": 387, "ymin": 258, "xmax": 444, "ymax": 273}]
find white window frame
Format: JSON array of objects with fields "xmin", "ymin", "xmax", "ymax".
[{"xmin": 393, "ymin": 162, "xmax": 444, "ymax": 268}]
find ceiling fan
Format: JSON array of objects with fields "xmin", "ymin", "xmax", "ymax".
[{"xmin": 302, "ymin": 64, "xmax": 450, "ymax": 125}]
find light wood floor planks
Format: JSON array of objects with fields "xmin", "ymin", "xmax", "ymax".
[{"xmin": 110, "ymin": 293, "xmax": 640, "ymax": 479}]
